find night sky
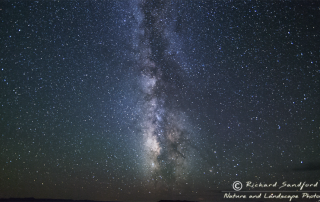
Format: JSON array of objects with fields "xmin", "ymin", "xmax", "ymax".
[{"xmin": 0, "ymin": 0, "xmax": 320, "ymax": 201}]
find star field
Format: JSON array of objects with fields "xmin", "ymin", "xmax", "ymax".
[{"xmin": 0, "ymin": 1, "xmax": 320, "ymax": 201}]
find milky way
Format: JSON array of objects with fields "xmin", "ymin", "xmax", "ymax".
[{"xmin": 133, "ymin": 0, "xmax": 196, "ymax": 189}]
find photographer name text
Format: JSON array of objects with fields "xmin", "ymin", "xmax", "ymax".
[{"xmin": 246, "ymin": 181, "xmax": 318, "ymax": 190}]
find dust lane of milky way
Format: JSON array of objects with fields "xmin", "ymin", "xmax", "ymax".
[{"xmin": 133, "ymin": 0, "xmax": 199, "ymax": 189}]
